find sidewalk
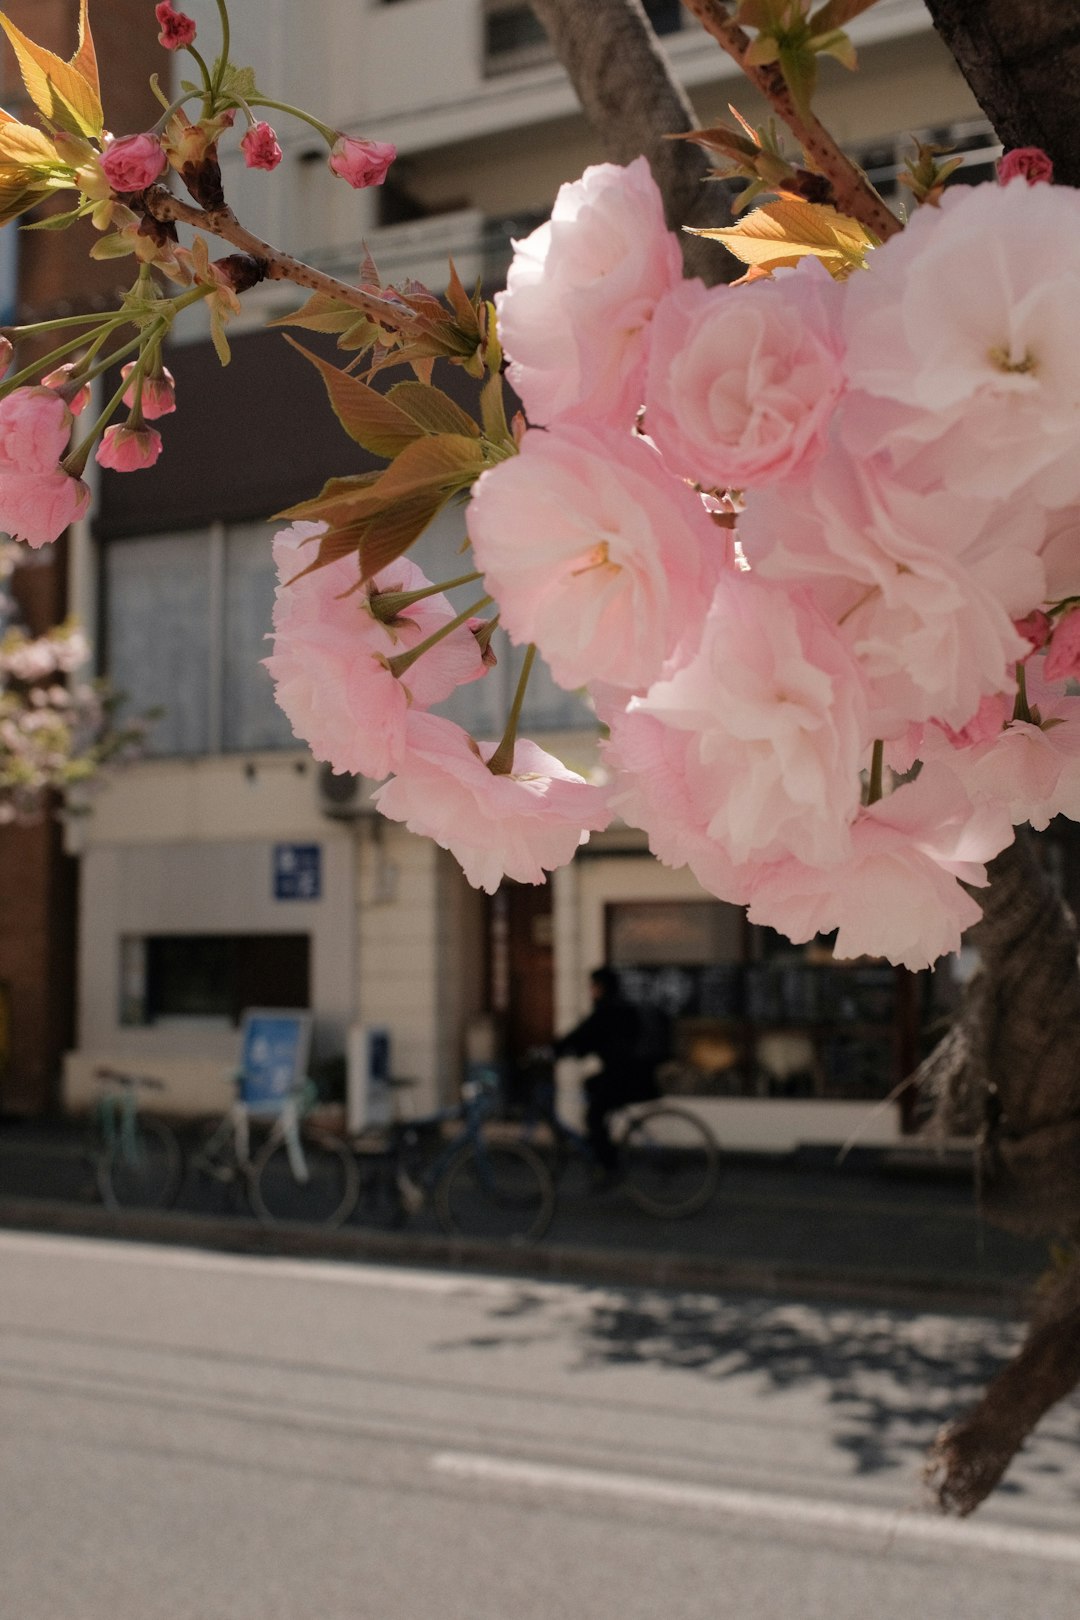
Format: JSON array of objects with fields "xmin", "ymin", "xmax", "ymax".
[{"xmin": 0, "ymin": 1119, "xmax": 1049, "ymax": 1312}]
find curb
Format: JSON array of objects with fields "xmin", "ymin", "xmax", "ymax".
[{"xmin": 0, "ymin": 1195, "xmax": 1032, "ymax": 1316}]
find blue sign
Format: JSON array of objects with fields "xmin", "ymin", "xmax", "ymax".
[
  {"xmin": 273, "ymin": 843, "xmax": 321, "ymax": 901},
  {"xmin": 239, "ymin": 1009, "xmax": 312, "ymax": 1111}
]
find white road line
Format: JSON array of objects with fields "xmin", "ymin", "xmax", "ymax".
[
  {"xmin": 430, "ymin": 1451, "xmax": 1080, "ymax": 1565},
  {"xmin": 0, "ymin": 1228, "xmax": 556, "ymax": 1298}
]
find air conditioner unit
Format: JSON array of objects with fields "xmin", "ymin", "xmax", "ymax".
[{"xmin": 316, "ymin": 761, "xmax": 368, "ymax": 820}]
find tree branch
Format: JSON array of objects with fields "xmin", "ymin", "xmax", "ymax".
[
  {"xmin": 527, "ymin": 0, "xmax": 738, "ymax": 284},
  {"xmin": 679, "ymin": 0, "xmax": 902, "ymax": 240},
  {"xmin": 144, "ymin": 189, "xmax": 385, "ymax": 313}
]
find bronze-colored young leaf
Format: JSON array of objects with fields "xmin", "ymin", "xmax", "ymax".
[
  {"xmin": 0, "ymin": 13, "xmax": 103, "ymax": 139},
  {"xmin": 374, "ymin": 433, "xmax": 485, "ymax": 502},
  {"xmin": 357, "ymin": 488, "xmax": 456, "ymax": 581},
  {"xmin": 275, "ymin": 471, "xmax": 383, "ymax": 525},
  {"xmin": 0, "ymin": 120, "xmax": 58, "ymax": 167},
  {"xmin": 284, "ymin": 337, "xmax": 425, "ymax": 458},
  {"xmin": 71, "ymin": 0, "xmax": 99, "ymax": 100},
  {"xmin": 690, "ymin": 196, "xmax": 874, "ymax": 276},
  {"xmin": 479, "ymin": 370, "xmax": 511, "ymax": 447},
  {"xmin": 386, "ymin": 381, "xmax": 481, "ymax": 439},
  {"xmin": 809, "ymin": 0, "xmax": 880, "ymax": 33}
]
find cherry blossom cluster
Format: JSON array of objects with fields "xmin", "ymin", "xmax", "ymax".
[{"xmin": 267, "ymin": 153, "xmax": 1080, "ymax": 967}]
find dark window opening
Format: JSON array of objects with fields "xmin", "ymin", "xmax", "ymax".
[{"xmin": 121, "ymin": 934, "xmax": 310, "ymax": 1027}]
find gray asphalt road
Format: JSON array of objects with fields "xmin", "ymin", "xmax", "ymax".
[{"xmin": 1, "ymin": 1231, "xmax": 1078, "ymax": 1620}]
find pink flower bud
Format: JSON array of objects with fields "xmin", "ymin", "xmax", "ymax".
[
  {"xmin": 95, "ymin": 424, "xmax": 164, "ymax": 473},
  {"xmin": 241, "ymin": 121, "xmax": 283, "ymax": 172},
  {"xmin": 0, "ymin": 336, "xmax": 13, "ymax": 375},
  {"xmin": 328, "ymin": 135, "xmax": 396, "ymax": 190},
  {"xmin": 41, "ymin": 363, "xmax": 91, "ymax": 416},
  {"xmin": 1045, "ymin": 608, "xmax": 1080, "ymax": 682},
  {"xmin": 121, "ymin": 363, "xmax": 176, "ymax": 419},
  {"xmin": 997, "ymin": 147, "xmax": 1054, "ymax": 186},
  {"xmin": 101, "ymin": 133, "xmax": 167, "ymax": 194},
  {"xmin": 1013, "ymin": 608, "xmax": 1052, "ymax": 652},
  {"xmin": 155, "ymin": 2, "xmax": 197, "ymax": 49}
]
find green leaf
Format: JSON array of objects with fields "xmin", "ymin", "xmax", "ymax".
[
  {"xmin": 479, "ymin": 371, "xmax": 511, "ymax": 446},
  {"xmin": 745, "ymin": 35, "xmax": 781, "ymax": 65},
  {"xmin": 21, "ymin": 199, "xmax": 93, "ymax": 230},
  {"xmin": 689, "ymin": 196, "xmax": 874, "ymax": 276},
  {"xmin": 274, "ymin": 472, "xmax": 384, "ymax": 526},
  {"xmin": 386, "ymin": 381, "xmax": 481, "ymax": 439},
  {"xmin": 809, "ymin": 27, "xmax": 857, "ymax": 67},
  {"xmin": 0, "ymin": 13, "xmax": 103, "ymax": 138},
  {"xmin": 284, "ymin": 337, "xmax": 425, "ymax": 458},
  {"xmin": 217, "ymin": 63, "xmax": 258, "ymax": 102},
  {"xmin": 778, "ymin": 42, "xmax": 817, "ymax": 120}
]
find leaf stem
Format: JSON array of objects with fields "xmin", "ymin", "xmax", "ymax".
[
  {"xmin": 487, "ymin": 644, "xmax": 536, "ymax": 777},
  {"xmin": 0, "ymin": 323, "xmax": 125, "ymax": 398},
  {"xmin": 1014, "ymin": 661, "xmax": 1033, "ymax": 724}
]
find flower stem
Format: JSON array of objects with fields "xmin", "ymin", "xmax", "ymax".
[
  {"xmin": 61, "ymin": 325, "xmax": 166, "ymax": 476},
  {"xmin": 867, "ymin": 738, "xmax": 884, "ymax": 806},
  {"xmin": 247, "ymin": 96, "xmax": 337, "ymax": 145},
  {"xmin": 186, "ymin": 46, "xmax": 215, "ymax": 101},
  {"xmin": 0, "ymin": 323, "xmax": 125, "ymax": 398},
  {"xmin": 384, "ymin": 595, "xmax": 492, "ymax": 680},
  {"xmin": 2, "ymin": 312, "xmax": 118, "ymax": 339},
  {"xmin": 213, "ymin": 0, "xmax": 231, "ymax": 99},
  {"xmin": 369, "ymin": 570, "xmax": 483, "ymax": 624},
  {"xmin": 1014, "ymin": 661, "xmax": 1033, "ymax": 724},
  {"xmin": 487, "ymin": 644, "xmax": 536, "ymax": 777}
]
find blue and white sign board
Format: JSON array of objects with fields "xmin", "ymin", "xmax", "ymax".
[
  {"xmin": 273, "ymin": 843, "xmax": 322, "ymax": 901},
  {"xmin": 239, "ymin": 1008, "xmax": 312, "ymax": 1112}
]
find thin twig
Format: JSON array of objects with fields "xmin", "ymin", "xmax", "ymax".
[
  {"xmin": 144, "ymin": 189, "xmax": 387, "ymax": 315},
  {"xmin": 679, "ymin": 0, "xmax": 902, "ymax": 241}
]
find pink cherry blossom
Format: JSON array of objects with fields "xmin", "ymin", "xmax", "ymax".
[
  {"xmin": 155, "ymin": 2, "xmax": 197, "ymax": 49},
  {"xmin": 842, "ymin": 180, "xmax": 1080, "ymax": 507},
  {"xmin": 328, "ymin": 136, "xmax": 396, "ymax": 189},
  {"xmin": 1045, "ymin": 608, "xmax": 1080, "ymax": 681},
  {"xmin": 264, "ymin": 525, "xmax": 486, "ymax": 781},
  {"xmin": 628, "ymin": 574, "xmax": 869, "ymax": 868},
  {"xmin": 121, "ymin": 364, "xmax": 177, "ymax": 419},
  {"xmin": 644, "ymin": 259, "xmax": 844, "ymax": 490},
  {"xmin": 0, "ymin": 469, "xmax": 89, "ymax": 548},
  {"xmin": 101, "ymin": 133, "xmax": 168, "ymax": 193},
  {"xmin": 0, "ymin": 388, "xmax": 74, "ymax": 472},
  {"xmin": 95, "ymin": 424, "xmax": 163, "ymax": 472},
  {"xmin": 41, "ymin": 363, "xmax": 90, "ymax": 416},
  {"xmin": 747, "ymin": 765, "xmax": 1015, "ymax": 970},
  {"xmin": 998, "ymin": 147, "xmax": 1053, "ymax": 186},
  {"xmin": 242, "ymin": 122, "xmax": 283, "ymax": 172},
  {"xmin": 373, "ymin": 711, "xmax": 610, "ymax": 892},
  {"xmin": 467, "ymin": 423, "xmax": 722, "ymax": 694},
  {"xmin": 1014, "ymin": 609, "xmax": 1052, "ymax": 653},
  {"xmin": 603, "ymin": 705, "xmax": 755, "ymax": 905},
  {"xmin": 495, "ymin": 158, "xmax": 683, "ymax": 429},
  {"xmin": 1040, "ymin": 508, "xmax": 1080, "ymax": 601},
  {"xmin": 740, "ymin": 444, "xmax": 1041, "ymax": 734}
]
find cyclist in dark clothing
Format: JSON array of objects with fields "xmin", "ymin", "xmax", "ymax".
[{"xmin": 553, "ymin": 967, "xmax": 658, "ymax": 1172}]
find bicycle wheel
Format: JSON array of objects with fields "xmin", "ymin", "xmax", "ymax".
[
  {"xmin": 435, "ymin": 1140, "xmax": 555, "ymax": 1242},
  {"xmin": 250, "ymin": 1130, "xmax": 359, "ymax": 1228},
  {"xmin": 618, "ymin": 1105, "xmax": 719, "ymax": 1218},
  {"xmin": 97, "ymin": 1118, "xmax": 183, "ymax": 1211}
]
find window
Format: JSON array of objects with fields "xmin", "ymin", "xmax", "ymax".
[
  {"xmin": 104, "ymin": 524, "xmax": 295, "ymax": 757},
  {"xmin": 484, "ymin": 0, "xmax": 683, "ymax": 75},
  {"xmin": 120, "ymin": 933, "xmax": 311, "ymax": 1027}
]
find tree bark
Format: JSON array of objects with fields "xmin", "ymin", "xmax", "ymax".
[
  {"xmin": 527, "ymin": 0, "xmax": 737, "ymax": 283},
  {"xmin": 923, "ymin": 0, "xmax": 1080, "ymax": 186}
]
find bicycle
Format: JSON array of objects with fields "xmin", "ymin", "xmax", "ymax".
[
  {"xmin": 348, "ymin": 1070, "xmax": 556, "ymax": 1243},
  {"xmin": 90, "ymin": 1066, "xmax": 184, "ymax": 1211},
  {"xmin": 520, "ymin": 1051, "xmax": 720, "ymax": 1219},
  {"xmin": 195, "ymin": 1077, "xmax": 358, "ymax": 1229}
]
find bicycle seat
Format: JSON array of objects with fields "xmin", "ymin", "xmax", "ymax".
[{"xmin": 93, "ymin": 1066, "xmax": 167, "ymax": 1092}]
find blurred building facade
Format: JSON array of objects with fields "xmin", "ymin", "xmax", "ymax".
[
  {"xmin": 58, "ymin": 0, "xmax": 1003, "ymax": 1147},
  {"xmin": 0, "ymin": 0, "xmax": 160, "ymax": 1115}
]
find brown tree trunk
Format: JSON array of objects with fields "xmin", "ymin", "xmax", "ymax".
[
  {"xmin": 923, "ymin": 0, "xmax": 1080, "ymax": 186},
  {"xmin": 526, "ymin": 0, "xmax": 736, "ymax": 283}
]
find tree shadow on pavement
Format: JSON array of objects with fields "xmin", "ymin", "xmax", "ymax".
[{"xmin": 438, "ymin": 1286, "xmax": 1080, "ymax": 1486}]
